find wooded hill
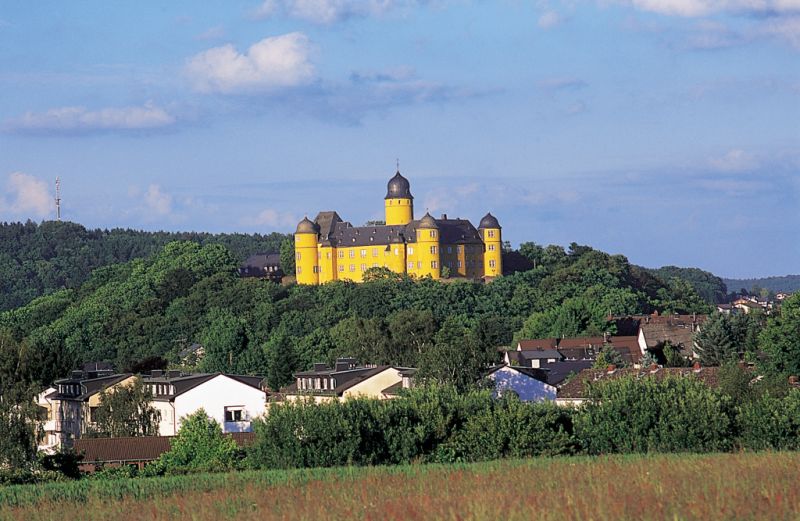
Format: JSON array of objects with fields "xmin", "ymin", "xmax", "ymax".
[
  {"xmin": 0, "ymin": 221, "xmax": 287, "ymax": 312},
  {"xmin": 0, "ymin": 238, "xmax": 711, "ymax": 389}
]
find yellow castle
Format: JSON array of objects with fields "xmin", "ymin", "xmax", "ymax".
[{"xmin": 294, "ymin": 171, "xmax": 502, "ymax": 284}]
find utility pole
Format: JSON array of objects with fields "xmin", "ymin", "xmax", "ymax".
[{"xmin": 55, "ymin": 177, "xmax": 62, "ymax": 221}]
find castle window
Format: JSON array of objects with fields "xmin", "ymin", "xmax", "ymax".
[
  {"xmin": 372, "ymin": 248, "xmax": 378, "ymax": 257},
  {"xmin": 326, "ymin": 252, "xmax": 331, "ymax": 259},
  {"xmin": 408, "ymin": 247, "xmax": 414, "ymax": 255},
  {"xmin": 488, "ymin": 244, "xmax": 496, "ymax": 251},
  {"xmin": 338, "ymin": 251, "xmax": 344, "ymax": 259},
  {"xmin": 349, "ymin": 264, "xmax": 355, "ymax": 272},
  {"xmin": 457, "ymin": 245, "xmax": 463, "ymax": 253},
  {"xmin": 457, "ymin": 260, "xmax": 462, "ymax": 268},
  {"xmin": 349, "ymin": 250, "xmax": 355, "ymax": 258},
  {"xmin": 296, "ymin": 252, "xmax": 301, "ymax": 260},
  {"xmin": 408, "ymin": 262, "xmax": 414, "ymax": 270},
  {"xmin": 313, "ymin": 266, "xmax": 318, "ymax": 273},
  {"xmin": 430, "ymin": 231, "xmax": 436, "ymax": 238},
  {"xmin": 417, "ymin": 261, "xmax": 422, "ymax": 269},
  {"xmin": 489, "ymin": 259, "xmax": 496, "ymax": 268},
  {"xmin": 339, "ymin": 265, "xmax": 344, "ymax": 272},
  {"xmin": 373, "ymin": 263, "xmax": 378, "ymax": 268},
  {"xmin": 394, "ymin": 248, "xmax": 399, "ymax": 255},
  {"xmin": 488, "ymin": 230, "xmax": 495, "ymax": 238},
  {"xmin": 297, "ymin": 266, "xmax": 302, "ymax": 274},
  {"xmin": 431, "ymin": 261, "xmax": 438, "ymax": 269},
  {"xmin": 430, "ymin": 246, "xmax": 437, "ymax": 254},
  {"xmin": 447, "ymin": 246, "xmax": 452, "ymax": 254},
  {"xmin": 360, "ymin": 264, "xmax": 366, "ymax": 272},
  {"xmin": 360, "ymin": 249, "xmax": 366, "ymax": 258}
]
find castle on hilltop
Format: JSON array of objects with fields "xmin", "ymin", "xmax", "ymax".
[{"xmin": 294, "ymin": 171, "xmax": 502, "ymax": 284}]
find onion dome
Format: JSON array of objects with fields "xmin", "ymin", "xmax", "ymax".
[
  {"xmin": 417, "ymin": 212, "xmax": 438, "ymax": 229},
  {"xmin": 295, "ymin": 216, "xmax": 319, "ymax": 234},
  {"xmin": 478, "ymin": 212, "xmax": 501, "ymax": 230},
  {"xmin": 385, "ymin": 171, "xmax": 413, "ymax": 200}
]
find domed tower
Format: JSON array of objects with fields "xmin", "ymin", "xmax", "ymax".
[
  {"xmin": 415, "ymin": 213, "xmax": 441, "ymax": 279},
  {"xmin": 385, "ymin": 171, "xmax": 414, "ymax": 226},
  {"xmin": 479, "ymin": 213, "xmax": 502, "ymax": 278},
  {"xmin": 294, "ymin": 217, "xmax": 319, "ymax": 285}
]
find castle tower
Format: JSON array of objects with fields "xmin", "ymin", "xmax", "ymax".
[
  {"xmin": 295, "ymin": 217, "xmax": 320, "ymax": 285},
  {"xmin": 415, "ymin": 213, "xmax": 441, "ymax": 279},
  {"xmin": 479, "ymin": 213, "xmax": 502, "ymax": 278},
  {"xmin": 384, "ymin": 171, "xmax": 414, "ymax": 226}
]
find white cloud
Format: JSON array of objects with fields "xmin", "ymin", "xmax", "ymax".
[
  {"xmin": 1, "ymin": 172, "xmax": 52, "ymax": 218},
  {"xmin": 7, "ymin": 102, "xmax": 175, "ymax": 133},
  {"xmin": 759, "ymin": 15, "xmax": 800, "ymax": 48},
  {"xmin": 143, "ymin": 184, "xmax": 173, "ymax": 216},
  {"xmin": 185, "ymin": 33, "xmax": 314, "ymax": 93},
  {"xmin": 244, "ymin": 208, "xmax": 297, "ymax": 228},
  {"xmin": 195, "ymin": 26, "xmax": 226, "ymax": 41},
  {"xmin": 709, "ymin": 149, "xmax": 759, "ymax": 172},
  {"xmin": 538, "ymin": 10, "xmax": 565, "ymax": 28},
  {"xmin": 618, "ymin": 0, "xmax": 800, "ymax": 17},
  {"xmin": 251, "ymin": 0, "xmax": 426, "ymax": 24}
]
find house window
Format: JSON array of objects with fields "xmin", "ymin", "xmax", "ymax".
[
  {"xmin": 488, "ymin": 230, "xmax": 495, "ymax": 238},
  {"xmin": 360, "ymin": 264, "xmax": 366, "ymax": 272},
  {"xmin": 408, "ymin": 247, "xmax": 414, "ymax": 255},
  {"xmin": 408, "ymin": 261, "xmax": 414, "ymax": 270},
  {"xmin": 349, "ymin": 264, "xmax": 355, "ymax": 272},
  {"xmin": 488, "ymin": 244, "xmax": 496, "ymax": 251},
  {"xmin": 89, "ymin": 406, "xmax": 99, "ymax": 424},
  {"xmin": 431, "ymin": 261, "xmax": 438, "ymax": 269},
  {"xmin": 224, "ymin": 407, "xmax": 245, "ymax": 423},
  {"xmin": 430, "ymin": 231, "xmax": 436, "ymax": 238},
  {"xmin": 349, "ymin": 250, "xmax": 355, "ymax": 258},
  {"xmin": 430, "ymin": 246, "xmax": 437, "ymax": 254}
]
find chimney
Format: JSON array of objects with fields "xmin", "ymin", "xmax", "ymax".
[
  {"xmin": 70, "ymin": 370, "xmax": 84, "ymax": 380},
  {"xmin": 151, "ymin": 369, "xmax": 163, "ymax": 378},
  {"xmin": 441, "ymin": 213, "xmax": 447, "ymax": 220},
  {"xmin": 693, "ymin": 361, "xmax": 702, "ymax": 371},
  {"xmin": 313, "ymin": 363, "xmax": 328, "ymax": 372},
  {"xmin": 606, "ymin": 364, "xmax": 616, "ymax": 373}
]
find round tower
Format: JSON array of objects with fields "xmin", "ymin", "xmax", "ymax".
[
  {"xmin": 384, "ymin": 171, "xmax": 414, "ymax": 226},
  {"xmin": 294, "ymin": 217, "xmax": 319, "ymax": 285},
  {"xmin": 479, "ymin": 213, "xmax": 502, "ymax": 278},
  {"xmin": 415, "ymin": 213, "xmax": 440, "ymax": 279}
]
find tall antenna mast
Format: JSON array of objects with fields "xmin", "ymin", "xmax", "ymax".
[{"xmin": 55, "ymin": 177, "xmax": 61, "ymax": 221}]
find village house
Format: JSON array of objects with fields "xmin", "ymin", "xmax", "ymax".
[
  {"xmin": 238, "ymin": 252, "xmax": 283, "ymax": 282},
  {"xmin": 554, "ymin": 364, "xmax": 721, "ymax": 407},
  {"xmin": 279, "ymin": 358, "xmax": 414, "ymax": 403},
  {"xmin": 484, "ymin": 365, "xmax": 557, "ymax": 402}
]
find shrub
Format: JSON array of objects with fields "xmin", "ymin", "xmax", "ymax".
[
  {"xmin": 737, "ymin": 390, "xmax": 800, "ymax": 451},
  {"xmin": 575, "ymin": 375, "xmax": 734, "ymax": 454}
]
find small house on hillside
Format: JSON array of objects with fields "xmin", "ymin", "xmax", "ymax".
[
  {"xmin": 484, "ymin": 365, "xmax": 557, "ymax": 402},
  {"xmin": 239, "ymin": 253, "xmax": 283, "ymax": 281}
]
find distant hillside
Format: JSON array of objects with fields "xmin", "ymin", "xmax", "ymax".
[
  {"xmin": 644, "ymin": 266, "xmax": 728, "ymax": 304},
  {"xmin": 723, "ymin": 275, "xmax": 800, "ymax": 295},
  {"xmin": 0, "ymin": 220, "xmax": 288, "ymax": 312}
]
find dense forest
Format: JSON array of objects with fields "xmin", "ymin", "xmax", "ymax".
[
  {"xmin": 0, "ymin": 220, "xmax": 287, "ymax": 312},
  {"xmin": 0, "ymin": 238, "xmax": 712, "ymax": 389},
  {"xmin": 645, "ymin": 266, "xmax": 728, "ymax": 304},
  {"xmin": 723, "ymin": 275, "xmax": 800, "ymax": 296}
]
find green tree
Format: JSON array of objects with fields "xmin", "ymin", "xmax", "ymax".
[
  {"xmin": 150, "ymin": 409, "xmax": 239, "ymax": 475},
  {"xmin": 279, "ymin": 236, "xmax": 295, "ymax": 277},
  {"xmin": 759, "ymin": 293, "xmax": 800, "ymax": 376},
  {"xmin": 694, "ymin": 313, "xmax": 738, "ymax": 366},
  {"xmin": 91, "ymin": 378, "xmax": 161, "ymax": 437},
  {"xmin": 593, "ymin": 345, "xmax": 626, "ymax": 369},
  {"xmin": 199, "ymin": 308, "xmax": 248, "ymax": 373},
  {"xmin": 418, "ymin": 318, "xmax": 492, "ymax": 391},
  {"xmin": 265, "ymin": 333, "xmax": 297, "ymax": 391}
]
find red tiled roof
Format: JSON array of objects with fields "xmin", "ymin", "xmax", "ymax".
[
  {"xmin": 557, "ymin": 366, "xmax": 721, "ymax": 400},
  {"xmin": 74, "ymin": 432, "xmax": 256, "ymax": 463}
]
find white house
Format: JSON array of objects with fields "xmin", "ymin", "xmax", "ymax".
[
  {"xmin": 485, "ymin": 365, "xmax": 557, "ymax": 402},
  {"xmin": 146, "ymin": 372, "xmax": 266, "ymax": 436}
]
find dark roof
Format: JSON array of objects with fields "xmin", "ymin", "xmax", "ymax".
[
  {"xmin": 287, "ymin": 366, "xmax": 405, "ymax": 397},
  {"xmin": 434, "ymin": 218, "xmax": 483, "ymax": 244},
  {"xmin": 144, "ymin": 373, "xmax": 264, "ymax": 400},
  {"xmin": 314, "ymin": 211, "xmax": 344, "ymax": 243},
  {"xmin": 478, "ymin": 212, "xmax": 501, "ymax": 229},
  {"xmin": 241, "ymin": 253, "xmax": 281, "ymax": 269},
  {"xmin": 52, "ymin": 373, "xmax": 133, "ymax": 401},
  {"xmin": 321, "ymin": 216, "xmax": 484, "ymax": 248},
  {"xmin": 514, "ymin": 336, "xmax": 642, "ymax": 365},
  {"xmin": 296, "ymin": 216, "xmax": 318, "ymax": 234},
  {"xmin": 417, "ymin": 213, "xmax": 438, "ymax": 229},
  {"xmin": 518, "ymin": 338, "xmax": 559, "ymax": 350},
  {"xmin": 518, "ymin": 349, "xmax": 562, "ymax": 361},
  {"xmin": 538, "ymin": 360, "xmax": 595, "ymax": 386},
  {"xmin": 385, "ymin": 171, "xmax": 413, "ymax": 199},
  {"xmin": 557, "ymin": 366, "xmax": 721, "ymax": 400},
  {"xmin": 74, "ymin": 432, "xmax": 256, "ymax": 464}
]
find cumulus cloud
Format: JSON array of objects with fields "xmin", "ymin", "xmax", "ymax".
[
  {"xmin": 618, "ymin": 0, "xmax": 800, "ymax": 17},
  {"xmin": 143, "ymin": 184, "xmax": 173, "ymax": 216},
  {"xmin": 195, "ymin": 26, "xmax": 226, "ymax": 41},
  {"xmin": 243, "ymin": 208, "xmax": 297, "ymax": 228},
  {"xmin": 1, "ymin": 172, "xmax": 52, "ymax": 218},
  {"xmin": 185, "ymin": 33, "xmax": 314, "ymax": 93},
  {"xmin": 251, "ymin": 0, "xmax": 427, "ymax": 24},
  {"xmin": 6, "ymin": 102, "xmax": 176, "ymax": 134},
  {"xmin": 709, "ymin": 149, "xmax": 759, "ymax": 172}
]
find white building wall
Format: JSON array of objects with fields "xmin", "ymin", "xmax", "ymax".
[
  {"xmin": 488, "ymin": 366, "xmax": 556, "ymax": 402},
  {"xmin": 153, "ymin": 401, "xmax": 178, "ymax": 436},
  {"xmin": 173, "ymin": 375, "xmax": 266, "ymax": 434}
]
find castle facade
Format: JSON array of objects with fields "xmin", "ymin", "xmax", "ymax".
[{"xmin": 294, "ymin": 171, "xmax": 501, "ymax": 284}]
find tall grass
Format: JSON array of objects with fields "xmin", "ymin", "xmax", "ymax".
[{"xmin": 2, "ymin": 453, "xmax": 798, "ymax": 520}]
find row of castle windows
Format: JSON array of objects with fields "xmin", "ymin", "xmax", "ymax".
[
  {"xmin": 300, "ymin": 258, "xmax": 492, "ymax": 276},
  {"xmin": 299, "ymin": 244, "xmax": 486, "ymax": 262}
]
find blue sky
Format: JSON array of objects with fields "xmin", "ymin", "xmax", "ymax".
[{"xmin": 0, "ymin": 1, "xmax": 798, "ymax": 278}]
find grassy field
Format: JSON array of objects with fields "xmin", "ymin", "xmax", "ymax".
[{"xmin": 1, "ymin": 452, "xmax": 798, "ymax": 520}]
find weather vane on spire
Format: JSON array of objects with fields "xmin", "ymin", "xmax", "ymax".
[{"xmin": 396, "ymin": 158, "xmax": 400, "ymax": 172}]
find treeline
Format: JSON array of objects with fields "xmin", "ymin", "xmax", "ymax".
[
  {"xmin": 644, "ymin": 265, "xmax": 728, "ymax": 304},
  {"xmin": 723, "ymin": 275, "xmax": 800, "ymax": 296},
  {"xmin": 0, "ymin": 240, "xmax": 712, "ymax": 388},
  {"xmin": 0, "ymin": 220, "xmax": 287, "ymax": 312}
]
